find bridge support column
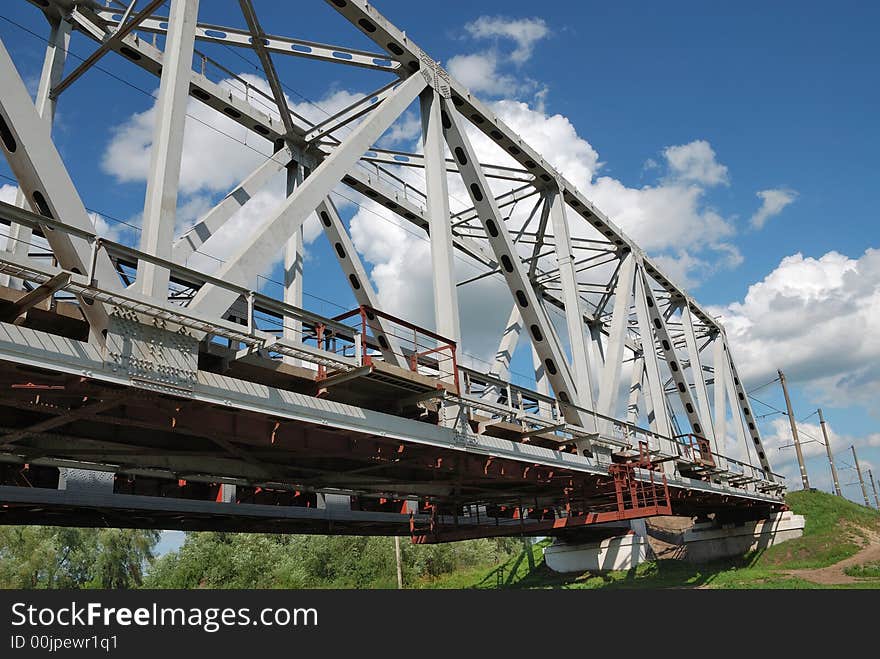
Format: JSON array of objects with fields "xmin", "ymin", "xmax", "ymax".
[
  {"xmin": 669, "ymin": 512, "xmax": 805, "ymax": 563},
  {"xmin": 544, "ymin": 529, "xmax": 650, "ymax": 573}
]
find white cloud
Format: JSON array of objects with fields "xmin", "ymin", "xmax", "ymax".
[
  {"xmin": 750, "ymin": 188, "xmax": 798, "ymax": 229},
  {"xmin": 380, "ymin": 110, "xmax": 421, "ymax": 147},
  {"xmin": 464, "ymin": 16, "xmax": 551, "ymax": 64},
  {"xmin": 446, "ymin": 52, "xmax": 526, "ymax": 97},
  {"xmin": 710, "ymin": 248, "xmax": 880, "ymax": 414},
  {"xmin": 347, "ymin": 98, "xmax": 751, "ymax": 365},
  {"xmin": 663, "ymin": 140, "xmax": 729, "ymax": 186},
  {"xmin": 100, "ymin": 76, "xmax": 362, "ymax": 269}
]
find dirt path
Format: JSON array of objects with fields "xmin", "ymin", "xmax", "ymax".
[{"xmin": 785, "ymin": 541, "xmax": 880, "ymax": 585}]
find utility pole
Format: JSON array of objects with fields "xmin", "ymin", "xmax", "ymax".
[
  {"xmin": 778, "ymin": 370, "xmax": 809, "ymax": 489},
  {"xmin": 393, "ymin": 536, "xmax": 403, "ymax": 589},
  {"xmin": 817, "ymin": 409, "xmax": 841, "ymax": 496},
  {"xmin": 868, "ymin": 469, "xmax": 880, "ymax": 510},
  {"xmin": 850, "ymin": 445, "xmax": 871, "ymax": 508}
]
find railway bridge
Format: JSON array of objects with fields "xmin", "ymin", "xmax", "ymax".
[{"xmin": 0, "ymin": 0, "xmax": 785, "ymax": 543}]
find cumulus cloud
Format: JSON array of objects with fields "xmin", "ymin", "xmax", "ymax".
[
  {"xmin": 446, "ymin": 52, "xmax": 531, "ymax": 97},
  {"xmin": 447, "ymin": 15, "xmax": 550, "ymax": 99},
  {"xmin": 663, "ymin": 140, "xmax": 729, "ymax": 186},
  {"xmin": 464, "ymin": 16, "xmax": 550, "ymax": 64},
  {"xmin": 100, "ymin": 75, "xmax": 362, "ymax": 270},
  {"xmin": 346, "ymin": 96, "xmax": 753, "ymax": 364},
  {"xmin": 750, "ymin": 188, "xmax": 798, "ymax": 229},
  {"xmin": 710, "ymin": 248, "xmax": 880, "ymax": 414}
]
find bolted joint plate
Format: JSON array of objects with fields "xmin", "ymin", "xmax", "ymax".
[
  {"xmin": 417, "ymin": 48, "xmax": 451, "ymax": 98},
  {"xmin": 103, "ymin": 306, "xmax": 199, "ymax": 394}
]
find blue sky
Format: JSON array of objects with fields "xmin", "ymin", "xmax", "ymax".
[{"xmin": 0, "ymin": 1, "xmax": 878, "ymax": 504}]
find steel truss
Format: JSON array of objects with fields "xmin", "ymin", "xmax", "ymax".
[{"xmin": 0, "ymin": 0, "xmax": 783, "ymax": 538}]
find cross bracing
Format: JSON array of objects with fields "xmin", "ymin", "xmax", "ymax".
[{"xmin": 0, "ymin": 0, "xmax": 784, "ymax": 539}]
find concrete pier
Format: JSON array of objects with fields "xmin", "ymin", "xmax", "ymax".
[
  {"xmin": 543, "ymin": 531, "xmax": 649, "ymax": 573},
  {"xmin": 678, "ymin": 511, "xmax": 805, "ymax": 563}
]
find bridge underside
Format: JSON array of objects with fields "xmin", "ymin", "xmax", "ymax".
[{"xmin": 0, "ymin": 301, "xmax": 783, "ymax": 543}]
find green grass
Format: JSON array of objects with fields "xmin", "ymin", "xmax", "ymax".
[
  {"xmin": 754, "ymin": 490, "xmax": 880, "ymax": 569},
  {"xmin": 844, "ymin": 561, "xmax": 880, "ymax": 579},
  {"xmin": 419, "ymin": 491, "xmax": 880, "ymax": 590}
]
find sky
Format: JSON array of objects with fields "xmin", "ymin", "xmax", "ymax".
[{"xmin": 0, "ymin": 0, "xmax": 878, "ymax": 507}]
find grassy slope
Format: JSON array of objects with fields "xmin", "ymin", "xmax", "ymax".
[{"xmin": 417, "ymin": 491, "xmax": 880, "ymax": 589}]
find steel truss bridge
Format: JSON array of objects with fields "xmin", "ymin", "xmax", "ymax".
[{"xmin": 0, "ymin": 0, "xmax": 785, "ymax": 543}]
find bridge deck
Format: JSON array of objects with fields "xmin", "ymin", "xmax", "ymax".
[{"xmin": 0, "ymin": 285, "xmax": 784, "ymax": 540}]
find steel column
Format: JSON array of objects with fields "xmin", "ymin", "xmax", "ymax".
[
  {"xmin": 712, "ymin": 335, "xmax": 728, "ymax": 452},
  {"xmin": 136, "ymin": 0, "xmax": 200, "ymax": 300},
  {"xmin": 283, "ymin": 161, "xmax": 304, "ymax": 357},
  {"xmin": 596, "ymin": 252, "xmax": 635, "ymax": 421},
  {"xmin": 420, "ymin": 88, "xmax": 461, "ymax": 345},
  {"xmin": 632, "ymin": 262, "xmax": 672, "ymax": 437},
  {"xmin": 681, "ymin": 303, "xmax": 718, "ymax": 454},
  {"xmin": 548, "ymin": 186, "xmax": 596, "ymax": 413}
]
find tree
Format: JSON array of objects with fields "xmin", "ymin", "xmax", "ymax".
[
  {"xmin": 145, "ymin": 532, "xmax": 516, "ymax": 589},
  {"xmin": 0, "ymin": 526, "xmax": 159, "ymax": 589}
]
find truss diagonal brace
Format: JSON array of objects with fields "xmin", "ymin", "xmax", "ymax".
[
  {"xmin": 721, "ymin": 331, "xmax": 774, "ymax": 477},
  {"xmin": 189, "ymin": 72, "xmax": 427, "ymax": 320},
  {"xmin": 50, "ymin": 0, "xmax": 166, "ymax": 99},
  {"xmin": 1, "ymin": 271, "xmax": 71, "ymax": 321},
  {"xmin": 640, "ymin": 271, "xmax": 708, "ymax": 440},
  {"xmin": 0, "ymin": 37, "xmax": 121, "ymax": 337},
  {"xmin": 681, "ymin": 303, "xmax": 717, "ymax": 452},
  {"xmin": 439, "ymin": 100, "xmax": 591, "ymax": 429},
  {"xmin": 316, "ymin": 199, "xmax": 402, "ymax": 366},
  {"xmin": 173, "ymin": 147, "xmax": 295, "ymax": 263},
  {"xmin": 238, "ymin": 0, "xmax": 295, "ymax": 137}
]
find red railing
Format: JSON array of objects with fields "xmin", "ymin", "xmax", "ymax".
[
  {"xmin": 675, "ymin": 433, "xmax": 716, "ymax": 467},
  {"xmin": 331, "ymin": 305, "xmax": 459, "ymax": 391}
]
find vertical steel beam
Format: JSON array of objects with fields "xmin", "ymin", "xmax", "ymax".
[
  {"xmin": 596, "ymin": 252, "xmax": 635, "ymax": 421},
  {"xmin": 136, "ymin": 0, "xmax": 200, "ymax": 300},
  {"xmin": 2, "ymin": 18, "xmax": 71, "ymax": 290},
  {"xmin": 548, "ymin": 186, "xmax": 596, "ymax": 411},
  {"xmin": 282, "ymin": 161, "xmax": 304, "ymax": 358},
  {"xmin": 420, "ymin": 88, "xmax": 460, "ymax": 345},
  {"xmin": 190, "ymin": 73, "xmax": 426, "ymax": 319},
  {"xmin": 681, "ymin": 303, "xmax": 718, "ymax": 453},
  {"xmin": 712, "ymin": 335, "xmax": 728, "ymax": 453},
  {"xmin": 439, "ymin": 100, "xmax": 590, "ymax": 429},
  {"xmin": 316, "ymin": 198, "xmax": 402, "ymax": 366},
  {"xmin": 626, "ymin": 356, "xmax": 645, "ymax": 426},
  {"xmin": 632, "ymin": 262, "xmax": 671, "ymax": 438}
]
